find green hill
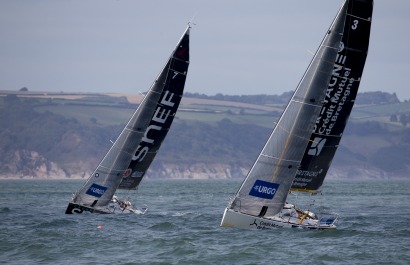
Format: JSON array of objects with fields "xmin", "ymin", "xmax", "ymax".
[{"xmin": 0, "ymin": 90, "xmax": 409, "ymax": 179}]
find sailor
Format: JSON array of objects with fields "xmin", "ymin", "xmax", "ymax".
[
  {"xmin": 124, "ymin": 200, "xmax": 132, "ymax": 208},
  {"xmin": 305, "ymin": 210, "xmax": 318, "ymax": 220}
]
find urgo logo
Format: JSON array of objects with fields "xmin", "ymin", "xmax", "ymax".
[
  {"xmin": 86, "ymin": 183, "xmax": 108, "ymax": 198},
  {"xmin": 249, "ymin": 180, "xmax": 280, "ymax": 199}
]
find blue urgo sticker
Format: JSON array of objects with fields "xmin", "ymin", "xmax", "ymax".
[
  {"xmin": 249, "ymin": 180, "xmax": 280, "ymax": 199},
  {"xmin": 86, "ymin": 183, "xmax": 108, "ymax": 198}
]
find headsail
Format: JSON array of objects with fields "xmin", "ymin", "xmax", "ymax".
[
  {"xmin": 66, "ymin": 27, "xmax": 190, "ymax": 213},
  {"xmin": 291, "ymin": 0, "xmax": 373, "ymax": 193},
  {"xmin": 227, "ymin": 1, "xmax": 351, "ymax": 218}
]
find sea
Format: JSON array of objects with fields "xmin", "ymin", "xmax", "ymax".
[{"xmin": 0, "ymin": 179, "xmax": 409, "ymax": 265}]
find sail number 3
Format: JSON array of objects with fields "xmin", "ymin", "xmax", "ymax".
[{"xmin": 352, "ymin": 20, "xmax": 359, "ymax": 30}]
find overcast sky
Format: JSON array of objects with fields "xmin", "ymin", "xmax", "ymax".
[{"xmin": 1, "ymin": 1, "xmax": 409, "ymax": 100}]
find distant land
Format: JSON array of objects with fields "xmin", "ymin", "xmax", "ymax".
[{"xmin": 1, "ymin": 89, "xmax": 409, "ymax": 180}]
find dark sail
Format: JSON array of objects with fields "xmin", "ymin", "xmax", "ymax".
[
  {"xmin": 291, "ymin": 0, "xmax": 373, "ymax": 192},
  {"xmin": 118, "ymin": 28, "xmax": 190, "ymax": 190}
]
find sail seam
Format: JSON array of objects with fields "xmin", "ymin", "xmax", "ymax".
[
  {"xmin": 332, "ymin": 75, "xmax": 361, "ymax": 82},
  {"xmin": 291, "ymin": 99, "xmax": 322, "ymax": 108},
  {"xmin": 124, "ymin": 127, "xmax": 144, "ymax": 133},
  {"xmin": 321, "ymin": 45, "xmax": 339, "ymax": 51},
  {"xmin": 344, "ymin": 47, "xmax": 364, "ymax": 53},
  {"xmin": 172, "ymin": 56, "xmax": 189, "ymax": 63},
  {"xmin": 97, "ymin": 165, "xmax": 125, "ymax": 172},
  {"xmin": 151, "ymin": 90, "xmax": 162, "ymax": 96},
  {"xmin": 347, "ymin": 13, "xmax": 371, "ymax": 22},
  {"xmin": 313, "ymin": 133, "xmax": 342, "ymax": 138},
  {"xmin": 260, "ymin": 153, "xmax": 300, "ymax": 163}
]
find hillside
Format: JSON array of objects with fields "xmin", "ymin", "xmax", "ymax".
[{"xmin": 0, "ymin": 90, "xmax": 409, "ymax": 180}]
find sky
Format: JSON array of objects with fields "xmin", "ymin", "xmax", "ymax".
[{"xmin": 1, "ymin": 1, "xmax": 409, "ymax": 100}]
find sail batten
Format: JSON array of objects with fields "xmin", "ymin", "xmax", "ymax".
[
  {"xmin": 347, "ymin": 14, "xmax": 371, "ymax": 21},
  {"xmin": 260, "ymin": 154, "xmax": 301, "ymax": 163},
  {"xmin": 291, "ymin": 99, "xmax": 323, "ymax": 107}
]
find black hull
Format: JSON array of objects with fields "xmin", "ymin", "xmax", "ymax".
[{"xmin": 65, "ymin": 202, "xmax": 111, "ymax": 214}]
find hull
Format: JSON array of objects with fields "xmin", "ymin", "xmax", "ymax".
[
  {"xmin": 65, "ymin": 202, "xmax": 148, "ymax": 215},
  {"xmin": 65, "ymin": 203, "xmax": 110, "ymax": 214},
  {"xmin": 220, "ymin": 208, "xmax": 337, "ymax": 230}
]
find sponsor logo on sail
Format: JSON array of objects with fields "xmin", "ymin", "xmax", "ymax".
[
  {"xmin": 249, "ymin": 180, "xmax": 279, "ymax": 199},
  {"xmin": 307, "ymin": 137, "xmax": 327, "ymax": 156},
  {"xmin": 131, "ymin": 90, "xmax": 178, "ymax": 164},
  {"xmin": 314, "ymin": 39, "xmax": 358, "ymax": 136},
  {"xmin": 86, "ymin": 183, "xmax": 108, "ymax": 198}
]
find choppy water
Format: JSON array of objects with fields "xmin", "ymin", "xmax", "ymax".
[{"xmin": 0, "ymin": 179, "xmax": 409, "ymax": 264}]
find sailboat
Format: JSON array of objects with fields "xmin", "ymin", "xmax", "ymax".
[
  {"xmin": 66, "ymin": 26, "xmax": 191, "ymax": 214},
  {"xmin": 221, "ymin": 0, "xmax": 373, "ymax": 229}
]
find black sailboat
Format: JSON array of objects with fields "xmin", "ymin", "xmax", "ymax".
[{"xmin": 66, "ymin": 26, "xmax": 191, "ymax": 214}]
